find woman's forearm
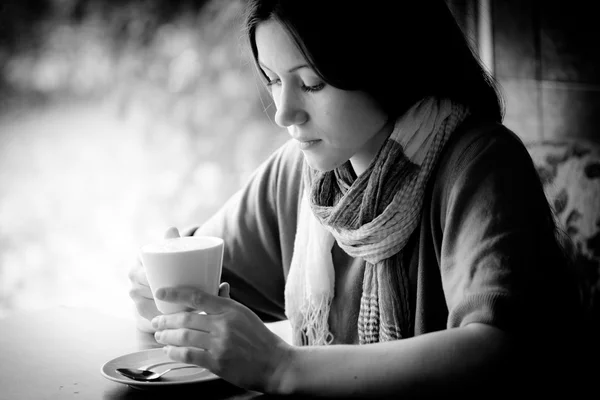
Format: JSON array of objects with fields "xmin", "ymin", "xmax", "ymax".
[{"xmin": 276, "ymin": 323, "xmax": 514, "ymax": 397}]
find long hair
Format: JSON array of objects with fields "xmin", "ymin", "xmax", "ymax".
[{"xmin": 243, "ymin": 0, "xmax": 504, "ymax": 122}]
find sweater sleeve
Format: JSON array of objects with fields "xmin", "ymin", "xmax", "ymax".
[
  {"xmin": 187, "ymin": 139, "xmax": 304, "ymax": 322},
  {"xmin": 436, "ymin": 124, "xmax": 576, "ymax": 333}
]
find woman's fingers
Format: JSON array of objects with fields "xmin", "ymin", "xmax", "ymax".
[
  {"xmin": 218, "ymin": 282, "xmax": 230, "ymax": 299},
  {"xmin": 130, "ymin": 294, "xmax": 159, "ymax": 321},
  {"xmin": 163, "ymin": 345, "xmax": 214, "ymax": 371},
  {"xmin": 156, "ymin": 286, "xmax": 230, "ymax": 314},
  {"xmin": 128, "ymin": 255, "xmax": 160, "ymax": 321},
  {"xmin": 152, "ymin": 311, "xmax": 213, "ymax": 332},
  {"xmin": 155, "ymin": 328, "xmax": 212, "ymax": 349},
  {"xmin": 132, "ymin": 297, "xmax": 161, "ymax": 321},
  {"xmin": 164, "ymin": 226, "xmax": 180, "ymax": 239},
  {"xmin": 128, "ymin": 261, "xmax": 150, "ymax": 287},
  {"xmin": 129, "ymin": 276, "xmax": 158, "ymax": 321},
  {"xmin": 129, "ymin": 281, "xmax": 153, "ymax": 300}
]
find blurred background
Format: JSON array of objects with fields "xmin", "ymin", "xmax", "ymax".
[
  {"xmin": 0, "ymin": 0, "xmax": 286, "ymax": 319},
  {"xmin": 0, "ymin": 0, "xmax": 598, "ymax": 320}
]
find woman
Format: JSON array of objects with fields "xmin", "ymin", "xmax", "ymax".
[{"xmin": 128, "ymin": 0, "xmax": 583, "ymax": 397}]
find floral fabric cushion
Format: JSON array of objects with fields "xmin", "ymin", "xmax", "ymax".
[{"xmin": 526, "ymin": 139, "xmax": 600, "ymax": 329}]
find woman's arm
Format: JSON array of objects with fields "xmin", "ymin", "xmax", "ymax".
[
  {"xmin": 154, "ymin": 126, "xmax": 580, "ymax": 397},
  {"xmin": 153, "ymin": 285, "xmax": 517, "ymax": 398},
  {"xmin": 277, "ymin": 127, "xmax": 576, "ymax": 397},
  {"xmin": 189, "ymin": 139, "xmax": 304, "ymax": 321},
  {"xmin": 279, "ymin": 322, "xmax": 512, "ymax": 397}
]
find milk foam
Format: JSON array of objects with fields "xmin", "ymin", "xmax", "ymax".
[{"xmin": 142, "ymin": 237, "xmax": 222, "ymax": 253}]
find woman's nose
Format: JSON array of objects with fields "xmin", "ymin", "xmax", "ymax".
[{"xmin": 273, "ymin": 87, "xmax": 308, "ymax": 128}]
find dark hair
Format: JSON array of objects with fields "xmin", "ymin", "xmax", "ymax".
[{"xmin": 243, "ymin": 0, "xmax": 504, "ymax": 122}]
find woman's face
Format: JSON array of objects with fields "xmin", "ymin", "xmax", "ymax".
[{"xmin": 255, "ymin": 20, "xmax": 391, "ymax": 174}]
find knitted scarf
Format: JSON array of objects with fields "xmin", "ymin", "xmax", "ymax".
[{"xmin": 284, "ymin": 97, "xmax": 469, "ymax": 346}]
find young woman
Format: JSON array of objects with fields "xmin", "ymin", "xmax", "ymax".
[{"xmin": 128, "ymin": 1, "xmax": 584, "ymax": 397}]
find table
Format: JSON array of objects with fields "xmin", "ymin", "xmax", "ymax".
[{"xmin": 0, "ymin": 306, "xmax": 290, "ymax": 400}]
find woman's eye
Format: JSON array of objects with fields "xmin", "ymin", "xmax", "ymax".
[
  {"xmin": 265, "ymin": 77, "xmax": 325, "ymax": 93},
  {"xmin": 301, "ymin": 82, "xmax": 325, "ymax": 93}
]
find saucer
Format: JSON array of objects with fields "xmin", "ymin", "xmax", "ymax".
[{"xmin": 101, "ymin": 348, "xmax": 219, "ymax": 389}]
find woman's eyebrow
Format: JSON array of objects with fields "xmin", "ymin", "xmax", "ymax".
[{"xmin": 258, "ymin": 61, "xmax": 310, "ymax": 74}]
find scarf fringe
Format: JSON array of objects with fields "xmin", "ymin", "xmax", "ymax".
[
  {"xmin": 285, "ymin": 192, "xmax": 336, "ymax": 346},
  {"xmin": 292, "ymin": 295, "xmax": 335, "ymax": 346}
]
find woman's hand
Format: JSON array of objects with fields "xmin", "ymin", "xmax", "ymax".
[
  {"xmin": 151, "ymin": 285, "xmax": 294, "ymax": 393},
  {"xmin": 128, "ymin": 227, "xmax": 181, "ymax": 332},
  {"xmin": 127, "ymin": 254, "xmax": 160, "ymax": 332}
]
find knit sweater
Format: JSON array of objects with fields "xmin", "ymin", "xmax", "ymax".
[{"xmin": 188, "ymin": 119, "xmax": 581, "ymax": 347}]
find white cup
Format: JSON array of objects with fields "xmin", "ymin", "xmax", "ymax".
[{"xmin": 139, "ymin": 236, "xmax": 224, "ymax": 314}]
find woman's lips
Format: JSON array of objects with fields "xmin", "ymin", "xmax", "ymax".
[{"xmin": 296, "ymin": 139, "xmax": 321, "ymax": 150}]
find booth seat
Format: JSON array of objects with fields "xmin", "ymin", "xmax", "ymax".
[{"xmin": 526, "ymin": 138, "xmax": 600, "ymax": 338}]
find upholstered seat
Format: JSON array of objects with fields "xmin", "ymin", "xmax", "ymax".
[{"xmin": 526, "ymin": 139, "xmax": 600, "ymax": 335}]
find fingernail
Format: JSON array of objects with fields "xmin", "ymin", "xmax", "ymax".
[
  {"xmin": 154, "ymin": 331, "xmax": 161, "ymax": 341},
  {"xmin": 151, "ymin": 317, "xmax": 159, "ymax": 328},
  {"xmin": 155, "ymin": 289, "xmax": 165, "ymax": 300}
]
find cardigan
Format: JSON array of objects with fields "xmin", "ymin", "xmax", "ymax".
[{"xmin": 187, "ymin": 118, "xmax": 584, "ymax": 390}]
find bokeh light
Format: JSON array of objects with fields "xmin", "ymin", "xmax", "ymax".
[{"xmin": 0, "ymin": 0, "xmax": 286, "ymax": 319}]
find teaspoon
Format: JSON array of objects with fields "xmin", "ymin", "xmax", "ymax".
[{"xmin": 116, "ymin": 365, "xmax": 203, "ymax": 381}]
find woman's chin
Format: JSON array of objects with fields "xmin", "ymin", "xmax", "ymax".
[{"xmin": 303, "ymin": 155, "xmax": 345, "ymax": 173}]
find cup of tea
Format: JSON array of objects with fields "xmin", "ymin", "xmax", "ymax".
[{"xmin": 139, "ymin": 236, "xmax": 224, "ymax": 314}]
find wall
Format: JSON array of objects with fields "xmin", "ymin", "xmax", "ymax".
[{"xmin": 493, "ymin": 0, "xmax": 600, "ymax": 144}]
